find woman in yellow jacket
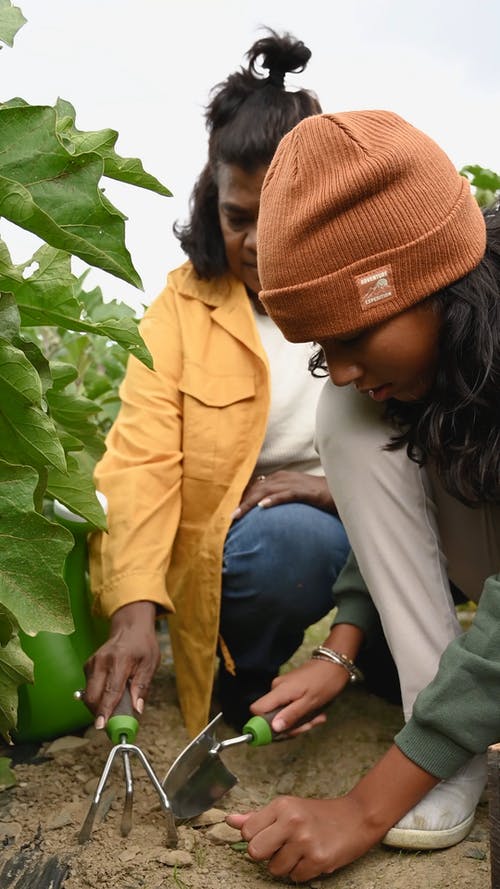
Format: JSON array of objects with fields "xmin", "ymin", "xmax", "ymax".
[{"xmin": 86, "ymin": 31, "xmax": 351, "ymax": 738}]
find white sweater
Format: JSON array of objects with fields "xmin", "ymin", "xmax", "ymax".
[{"xmin": 253, "ymin": 310, "xmax": 325, "ymax": 477}]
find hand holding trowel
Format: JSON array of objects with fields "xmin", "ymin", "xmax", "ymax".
[{"xmin": 163, "ymin": 707, "xmax": 321, "ymax": 820}]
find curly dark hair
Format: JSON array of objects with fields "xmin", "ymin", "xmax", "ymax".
[
  {"xmin": 174, "ymin": 29, "xmax": 322, "ymax": 279},
  {"xmin": 385, "ymin": 206, "xmax": 500, "ymax": 506},
  {"xmin": 309, "ymin": 206, "xmax": 500, "ymax": 507}
]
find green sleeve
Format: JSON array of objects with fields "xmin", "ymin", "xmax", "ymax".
[
  {"xmin": 395, "ymin": 572, "xmax": 500, "ymax": 779},
  {"xmin": 331, "ymin": 549, "xmax": 381, "ymax": 638}
]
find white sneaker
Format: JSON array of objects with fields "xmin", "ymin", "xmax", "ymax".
[{"xmin": 382, "ymin": 754, "xmax": 487, "ymax": 850}]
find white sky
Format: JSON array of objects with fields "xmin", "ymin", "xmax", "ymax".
[{"xmin": 2, "ymin": 0, "xmax": 500, "ymax": 312}]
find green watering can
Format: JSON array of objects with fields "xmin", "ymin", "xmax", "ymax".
[{"xmin": 14, "ymin": 499, "xmax": 109, "ymax": 744}]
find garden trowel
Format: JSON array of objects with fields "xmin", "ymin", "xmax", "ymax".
[{"xmin": 163, "ymin": 708, "xmax": 310, "ymax": 820}]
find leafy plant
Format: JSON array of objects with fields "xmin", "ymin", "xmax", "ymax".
[
  {"xmin": 460, "ymin": 164, "xmax": 500, "ymax": 208},
  {"xmin": 0, "ymin": 3, "xmax": 171, "ymax": 740}
]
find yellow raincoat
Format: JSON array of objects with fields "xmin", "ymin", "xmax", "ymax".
[{"xmin": 89, "ymin": 262, "xmax": 270, "ymax": 736}]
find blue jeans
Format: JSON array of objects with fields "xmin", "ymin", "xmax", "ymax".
[{"xmin": 217, "ymin": 502, "xmax": 350, "ymax": 728}]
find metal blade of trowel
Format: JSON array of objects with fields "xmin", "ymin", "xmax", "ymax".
[
  {"xmin": 163, "ymin": 713, "xmax": 239, "ymax": 819},
  {"xmin": 163, "ymin": 706, "xmax": 318, "ymax": 820}
]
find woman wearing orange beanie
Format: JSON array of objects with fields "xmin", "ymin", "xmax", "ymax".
[{"xmin": 226, "ymin": 111, "xmax": 500, "ymax": 880}]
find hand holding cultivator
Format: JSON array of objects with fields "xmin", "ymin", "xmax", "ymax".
[{"xmin": 75, "ymin": 687, "xmax": 177, "ymax": 847}]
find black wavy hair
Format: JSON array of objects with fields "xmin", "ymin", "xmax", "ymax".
[
  {"xmin": 174, "ymin": 29, "xmax": 322, "ymax": 279},
  {"xmin": 386, "ymin": 206, "xmax": 500, "ymax": 506},
  {"xmin": 309, "ymin": 206, "xmax": 500, "ymax": 507}
]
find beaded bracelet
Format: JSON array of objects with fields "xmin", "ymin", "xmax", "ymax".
[{"xmin": 311, "ymin": 645, "xmax": 364, "ymax": 684}]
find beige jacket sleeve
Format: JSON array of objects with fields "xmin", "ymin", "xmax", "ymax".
[{"xmin": 89, "ymin": 285, "xmax": 183, "ymax": 618}]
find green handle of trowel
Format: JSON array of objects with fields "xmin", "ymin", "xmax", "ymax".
[
  {"xmin": 242, "ymin": 712, "xmax": 275, "ymax": 747},
  {"xmin": 243, "ymin": 707, "xmax": 323, "ymax": 748},
  {"xmin": 107, "ymin": 686, "xmax": 139, "ymax": 745}
]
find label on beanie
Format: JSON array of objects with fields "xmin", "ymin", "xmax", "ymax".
[{"xmin": 355, "ymin": 265, "xmax": 395, "ymax": 310}]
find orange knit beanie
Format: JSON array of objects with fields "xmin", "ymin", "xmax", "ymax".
[{"xmin": 258, "ymin": 111, "xmax": 486, "ymax": 341}]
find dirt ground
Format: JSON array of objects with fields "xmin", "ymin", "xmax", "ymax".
[{"xmin": 0, "ymin": 623, "xmax": 491, "ymax": 889}]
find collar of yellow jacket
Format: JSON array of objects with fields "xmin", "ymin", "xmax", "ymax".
[{"xmin": 173, "ymin": 261, "xmax": 246, "ymax": 308}]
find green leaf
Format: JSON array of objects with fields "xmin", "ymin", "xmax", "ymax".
[
  {"xmin": 47, "ymin": 453, "xmax": 107, "ymax": 529},
  {"xmin": 0, "ymin": 0, "xmax": 26, "ymax": 48},
  {"xmin": 0, "ymin": 634, "xmax": 33, "ymax": 743},
  {"xmin": 97, "ymin": 396, "xmax": 121, "ymax": 427},
  {"xmin": 0, "ymin": 398, "xmax": 67, "ymax": 472},
  {"xmin": 76, "ymin": 278, "xmax": 137, "ymax": 321},
  {"xmin": 46, "ymin": 388, "xmax": 105, "ymax": 461},
  {"xmin": 3, "ymin": 244, "xmax": 153, "ymax": 369},
  {"xmin": 461, "ymin": 164, "xmax": 500, "ymax": 193},
  {"xmin": 14, "ymin": 335, "xmax": 53, "ymax": 394},
  {"xmin": 0, "ymin": 602, "xmax": 17, "ymax": 646},
  {"xmin": 0, "ymin": 104, "xmax": 142, "ymax": 287},
  {"xmin": 0, "ymin": 237, "xmax": 23, "ymax": 299},
  {"xmin": 0, "ymin": 757, "xmax": 16, "ymax": 789},
  {"xmin": 57, "ymin": 431, "xmax": 85, "ymax": 453},
  {"xmin": 0, "ymin": 338, "xmax": 43, "ymax": 405},
  {"xmin": 49, "ymin": 360, "xmax": 79, "ymax": 391},
  {"xmin": 474, "ymin": 188, "xmax": 497, "ymax": 209},
  {"xmin": 0, "ymin": 460, "xmax": 74, "ymax": 636},
  {"xmin": 83, "ymin": 369, "xmax": 115, "ymax": 400},
  {"xmin": 55, "ymin": 98, "xmax": 172, "ymax": 196}
]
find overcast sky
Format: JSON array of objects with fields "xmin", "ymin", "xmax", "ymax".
[{"xmin": 2, "ymin": 0, "xmax": 500, "ymax": 312}]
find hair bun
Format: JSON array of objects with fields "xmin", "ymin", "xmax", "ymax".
[{"xmin": 247, "ymin": 28, "xmax": 312, "ymax": 87}]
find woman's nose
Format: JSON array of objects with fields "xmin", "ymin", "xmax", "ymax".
[
  {"xmin": 325, "ymin": 350, "xmax": 363, "ymax": 387},
  {"xmin": 245, "ymin": 223, "xmax": 257, "ymax": 253}
]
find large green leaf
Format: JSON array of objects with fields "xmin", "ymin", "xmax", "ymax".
[
  {"xmin": 0, "ymin": 0, "xmax": 26, "ymax": 47},
  {"xmin": 0, "ymin": 104, "xmax": 142, "ymax": 286},
  {"xmin": 0, "ymin": 461, "xmax": 74, "ymax": 636},
  {"xmin": 0, "ymin": 243, "xmax": 153, "ymax": 368},
  {"xmin": 48, "ymin": 360, "xmax": 79, "ymax": 391},
  {"xmin": 0, "ymin": 634, "xmax": 33, "ymax": 742},
  {"xmin": 47, "ymin": 453, "xmax": 107, "ymax": 529},
  {"xmin": 14, "ymin": 334, "xmax": 53, "ymax": 394},
  {"xmin": 0, "ymin": 398, "xmax": 66, "ymax": 472},
  {"xmin": 0, "ymin": 338, "xmax": 42, "ymax": 405},
  {"xmin": 55, "ymin": 98, "xmax": 172, "ymax": 196},
  {"xmin": 46, "ymin": 388, "xmax": 104, "ymax": 461}
]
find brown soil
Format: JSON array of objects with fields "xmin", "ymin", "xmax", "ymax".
[{"xmin": 0, "ymin": 626, "xmax": 490, "ymax": 889}]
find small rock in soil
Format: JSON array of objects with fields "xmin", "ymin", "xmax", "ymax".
[
  {"xmin": 156, "ymin": 848, "xmax": 193, "ymax": 867},
  {"xmin": 119, "ymin": 845, "xmax": 142, "ymax": 862},
  {"xmin": 177, "ymin": 825, "xmax": 196, "ymax": 850},
  {"xmin": 205, "ymin": 821, "xmax": 243, "ymax": 844},
  {"xmin": 463, "ymin": 847, "xmax": 487, "ymax": 860},
  {"xmin": 191, "ymin": 807, "xmax": 227, "ymax": 826},
  {"xmin": 46, "ymin": 810, "xmax": 73, "ymax": 830},
  {"xmin": 45, "ymin": 735, "xmax": 90, "ymax": 755}
]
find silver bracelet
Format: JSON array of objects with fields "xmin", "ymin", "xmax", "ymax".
[{"xmin": 311, "ymin": 645, "xmax": 364, "ymax": 684}]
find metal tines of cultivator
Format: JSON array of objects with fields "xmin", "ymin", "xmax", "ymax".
[{"xmin": 74, "ymin": 687, "xmax": 177, "ymax": 847}]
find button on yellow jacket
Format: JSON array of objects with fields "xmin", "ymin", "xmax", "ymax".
[{"xmin": 89, "ymin": 262, "xmax": 270, "ymax": 736}]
